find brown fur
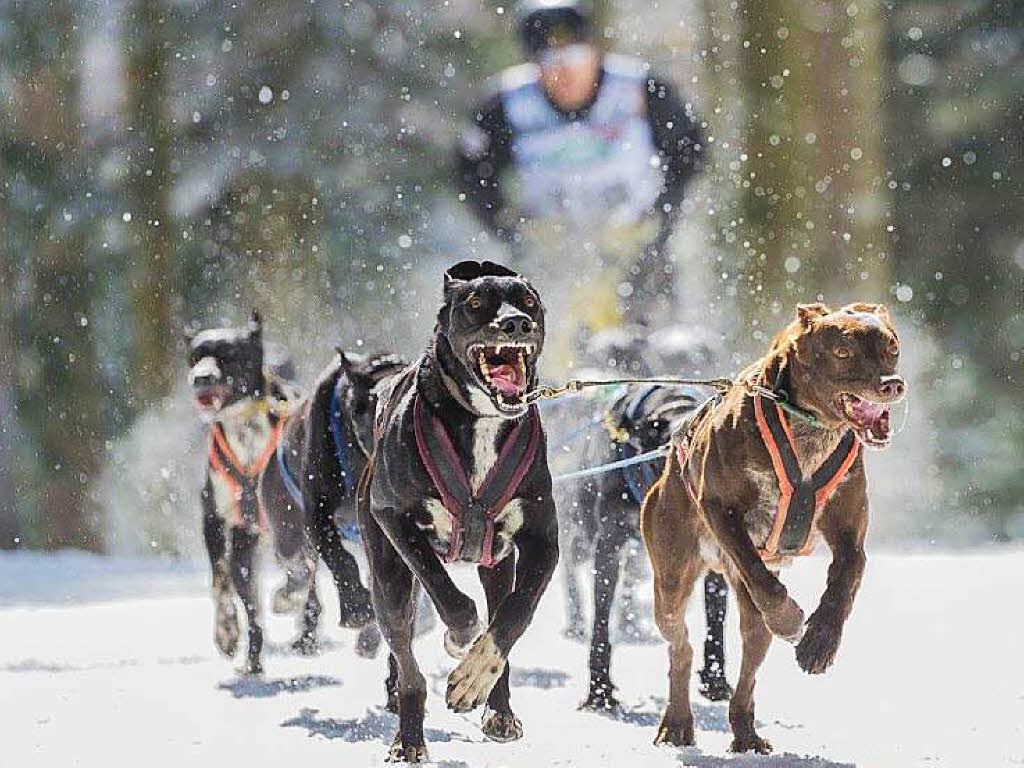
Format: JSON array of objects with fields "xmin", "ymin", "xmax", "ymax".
[{"xmin": 641, "ymin": 302, "xmax": 905, "ymax": 753}]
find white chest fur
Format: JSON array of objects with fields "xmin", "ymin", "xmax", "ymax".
[
  {"xmin": 208, "ymin": 406, "xmax": 275, "ymax": 522},
  {"xmin": 469, "ymin": 418, "xmax": 502, "ymax": 494},
  {"xmin": 419, "ymin": 418, "xmax": 525, "ymax": 560}
]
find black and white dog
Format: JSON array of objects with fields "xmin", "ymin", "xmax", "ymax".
[
  {"xmin": 187, "ymin": 311, "xmax": 313, "ymax": 674},
  {"xmin": 354, "ymin": 261, "xmax": 559, "ymax": 763},
  {"xmin": 276, "ymin": 349, "xmax": 408, "ymax": 655}
]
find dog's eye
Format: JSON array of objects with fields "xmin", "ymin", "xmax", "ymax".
[
  {"xmin": 887, "ymin": 339, "xmax": 900, "ymax": 357},
  {"xmin": 834, "ymin": 347, "xmax": 854, "ymax": 359},
  {"xmin": 467, "ymin": 296, "xmax": 482, "ymax": 310},
  {"xmin": 523, "ymin": 296, "xmax": 536, "ymax": 309}
]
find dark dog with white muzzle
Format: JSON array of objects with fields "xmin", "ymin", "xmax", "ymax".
[
  {"xmin": 356, "ymin": 261, "xmax": 559, "ymax": 763},
  {"xmin": 187, "ymin": 311, "xmax": 314, "ymax": 674}
]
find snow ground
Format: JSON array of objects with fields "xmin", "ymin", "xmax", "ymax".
[{"xmin": 3, "ymin": 549, "xmax": 1023, "ymax": 767}]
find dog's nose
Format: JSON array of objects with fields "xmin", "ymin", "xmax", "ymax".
[
  {"xmin": 497, "ymin": 313, "xmax": 534, "ymax": 337},
  {"xmin": 192, "ymin": 374, "xmax": 217, "ymax": 388},
  {"xmin": 877, "ymin": 375, "xmax": 906, "ymax": 402}
]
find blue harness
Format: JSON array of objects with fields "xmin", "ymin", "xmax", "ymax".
[
  {"xmin": 275, "ymin": 373, "xmax": 361, "ymax": 541},
  {"xmin": 619, "ymin": 385, "xmax": 663, "ymax": 504}
]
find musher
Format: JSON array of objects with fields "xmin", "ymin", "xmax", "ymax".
[{"xmin": 455, "ymin": 0, "xmax": 705, "ymax": 369}]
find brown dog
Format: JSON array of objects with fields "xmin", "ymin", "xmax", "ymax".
[{"xmin": 641, "ymin": 302, "xmax": 905, "ymax": 754}]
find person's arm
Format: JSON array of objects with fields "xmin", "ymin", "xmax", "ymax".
[
  {"xmin": 454, "ymin": 93, "xmax": 517, "ymax": 240},
  {"xmin": 645, "ymin": 75, "xmax": 706, "ymax": 224}
]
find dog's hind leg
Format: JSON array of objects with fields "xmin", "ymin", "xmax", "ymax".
[
  {"xmin": 361, "ymin": 514, "xmax": 426, "ymax": 762},
  {"xmin": 698, "ymin": 570, "xmax": 733, "ymax": 701},
  {"xmin": 311, "ymin": 502, "xmax": 375, "ymax": 629},
  {"xmin": 642, "ymin": 476, "xmax": 702, "ymax": 747},
  {"xmin": 727, "ymin": 576, "xmax": 773, "ymax": 754},
  {"xmin": 229, "ymin": 526, "xmax": 264, "ymax": 675},
  {"xmin": 559, "ymin": 526, "xmax": 588, "ymax": 641},
  {"xmin": 651, "ymin": 559, "xmax": 703, "ymax": 746},
  {"xmin": 477, "ymin": 556, "xmax": 522, "ymax": 742},
  {"xmin": 580, "ymin": 508, "xmax": 630, "ymax": 712},
  {"xmin": 292, "ymin": 572, "xmax": 322, "ymax": 656},
  {"xmin": 203, "ymin": 483, "xmax": 239, "ymax": 659}
]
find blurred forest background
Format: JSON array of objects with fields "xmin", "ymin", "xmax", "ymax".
[{"xmin": 0, "ymin": 0, "xmax": 1020, "ymax": 556}]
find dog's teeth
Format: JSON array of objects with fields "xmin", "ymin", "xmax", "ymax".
[
  {"xmin": 518, "ymin": 350, "xmax": 525, "ymax": 373},
  {"xmin": 478, "ymin": 353, "xmax": 490, "ymax": 379},
  {"xmin": 496, "ymin": 344, "xmax": 503, "ymax": 355}
]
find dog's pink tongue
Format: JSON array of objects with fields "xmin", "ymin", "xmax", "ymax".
[
  {"xmin": 489, "ymin": 364, "xmax": 523, "ymax": 396},
  {"xmin": 852, "ymin": 399, "xmax": 889, "ymax": 427}
]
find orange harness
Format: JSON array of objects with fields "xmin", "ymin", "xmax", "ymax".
[
  {"xmin": 752, "ymin": 395, "xmax": 859, "ymax": 561},
  {"xmin": 677, "ymin": 394, "xmax": 858, "ymax": 564},
  {"xmin": 208, "ymin": 420, "xmax": 282, "ymax": 531}
]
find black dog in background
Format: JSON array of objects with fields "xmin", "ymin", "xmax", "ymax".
[
  {"xmin": 276, "ymin": 349, "xmax": 407, "ymax": 655},
  {"xmin": 554, "ymin": 327, "xmax": 732, "ymax": 709},
  {"xmin": 187, "ymin": 311, "xmax": 312, "ymax": 674},
  {"xmin": 355, "ymin": 261, "xmax": 559, "ymax": 763},
  {"xmin": 580, "ymin": 383, "xmax": 732, "ymax": 710}
]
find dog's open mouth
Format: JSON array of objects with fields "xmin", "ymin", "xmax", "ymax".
[
  {"xmin": 838, "ymin": 393, "xmax": 892, "ymax": 449},
  {"xmin": 192, "ymin": 386, "xmax": 229, "ymax": 414},
  {"xmin": 470, "ymin": 342, "xmax": 536, "ymax": 412}
]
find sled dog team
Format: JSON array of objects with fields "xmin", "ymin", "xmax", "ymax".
[{"xmin": 187, "ymin": 260, "xmax": 905, "ymax": 762}]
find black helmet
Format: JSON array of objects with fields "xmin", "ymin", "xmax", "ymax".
[{"xmin": 519, "ymin": 0, "xmax": 593, "ymax": 56}]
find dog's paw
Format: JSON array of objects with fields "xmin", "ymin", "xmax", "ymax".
[
  {"xmin": 238, "ymin": 658, "xmax": 263, "ymax": 676},
  {"xmin": 386, "ymin": 733, "xmax": 428, "ymax": 763},
  {"xmin": 578, "ymin": 681, "xmax": 620, "ymax": 713},
  {"xmin": 653, "ymin": 716, "xmax": 695, "ymax": 747},
  {"xmin": 763, "ymin": 595, "xmax": 805, "ymax": 644},
  {"xmin": 730, "ymin": 733, "xmax": 773, "ymax": 754},
  {"xmin": 446, "ymin": 632, "xmax": 505, "ymax": 713},
  {"xmin": 355, "ymin": 623, "xmax": 383, "ymax": 659},
  {"xmin": 697, "ymin": 668, "xmax": 733, "ymax": 702},
  {"xmin": 795, "ymin": 613, "xmax": 842, "ymax": 674},
  {"xmin": 443, "ymin": 621, "xmax": 484, "ymax": 660},
  {"xmin": 291, "ymin": 632, "xmax": 320, "ymax": 657},
  {"xmin": 214, "ymin": 601, "xmax": 240, "ymax": 658},
  {"xmin": 481, "ymin": 708, "xmax": 523, "ymax": 742}
]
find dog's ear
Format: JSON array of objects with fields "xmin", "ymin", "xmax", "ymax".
[
  {"xmin": 248, "ymin": 309, "xmax": 263, "ymax": 342},
  {"xmin": 796, "ymin": 302, "xmax": 831, "ymax": 330},
  {"xmin": 445, "ymin": 260, "xmax": 519, "ymax": 289},
  {"xmin": 336, "ymin": 347, "xmax": 354, "ymax": 373},
  {"xmin": 842, "ymin": 301, "xmax": 892, "ymax": 327}
]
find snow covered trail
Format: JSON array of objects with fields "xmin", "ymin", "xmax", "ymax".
[{"xmin": 3, "ymin": 550, "xmax": 1023, "ymax": 767}]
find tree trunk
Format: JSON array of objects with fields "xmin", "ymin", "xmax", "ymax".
[
  {"xmin": 737, "ymin": 0, "xmax": 891, "ymax": 339},
  {"xmin": 125, "ymin": 0, "xmax": 175, "ymax": 407}
]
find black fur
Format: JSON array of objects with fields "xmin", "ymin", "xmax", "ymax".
[
  {"xmin": 285, "ymin": 350, "xmax": 407, "ymax": 654},
  {"xmin": 355, "ymin": 261, "xmax": 559, "ymax": 762}
]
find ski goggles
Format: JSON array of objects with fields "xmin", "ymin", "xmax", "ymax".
[{"xmin": 536, "ymin": 43, "xmax": 594, "ymax": 68}]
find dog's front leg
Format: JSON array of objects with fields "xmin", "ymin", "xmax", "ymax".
[
  {"xmin": 202, "ymin": 478, "xmax": 239, "ymax": 658},
  {"xmin": 702, "ymin": 500, "xmax": 805, "ymax": 643},
  {"xmin": 376, "ymin": 510, "xmax": 482, "ymax": 655},
  {"xmin": 796, "ymin": 480, "xmax": 868, "ymax": 674},
  {"xmin": 446, "ymin": 518, "xmax": 559, "ymax": 713},
  {"xmin": 230, "ymin": 525, "xmax": 264, "ymax": 674}
]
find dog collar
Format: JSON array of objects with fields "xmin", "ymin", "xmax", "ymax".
[{"xmin": 413, "ymin": 394, "xmax": 541, "ymax": 567}]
